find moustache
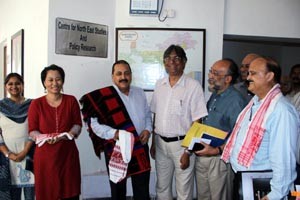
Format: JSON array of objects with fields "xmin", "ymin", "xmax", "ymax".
[
  {"xmin": 207, "ymin": 79, "xmax": 221, "ymax": 92},
  {"xmin": 246, "ymin": 80, "xmax": 254, "ymax": 87},
  {"xmin": 208, "ymin": 79, "xmax": 214, "ymax": 84},
  {"xmin": 119, "ymin": 79, "xmax": 128, "ymax": 83}
]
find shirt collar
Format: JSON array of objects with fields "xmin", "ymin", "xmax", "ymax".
[
  {"xmin": 253, "ymin": 95, "xmax": 260, "ymax": 105},
  {"xmin": 161, "ymin": 74, "xmax": 186, "ymax": 87},
  {"xmin": 212, "ymin": 85, "xmax": 234, "ymax": 98},
  {"xmin": 112, "ymin": 84, "xmax": 131, "ymax": 96},
  {"xmin": 252, "ymin": 84, "xmax": 281, "ymax": 106}
]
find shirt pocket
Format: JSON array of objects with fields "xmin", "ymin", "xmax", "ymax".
[{"xmin": 169, "ymin": 99, "xmax": 183, "ymax": 115}]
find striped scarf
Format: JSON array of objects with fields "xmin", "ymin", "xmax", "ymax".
[
  {"xmin": 0, "ymin": 98, "xmax": 31, "ymax": 123},
  {"xmin": 222, "ymin": 84, "xmax": 282, "ymax": 167},
  {"xmin": 80, "ymin": 86, "xmax": 150, "ymax": 176}
]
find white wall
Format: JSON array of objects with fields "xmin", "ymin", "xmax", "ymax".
[
  {"xmin": 0, "ymin": 0, "xmax": 49, "ymax": 99},
  {"xmin": 224, "ymin": 0, "xmax": 300, "ymax": 38}
]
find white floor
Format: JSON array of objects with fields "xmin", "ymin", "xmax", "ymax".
[{"xmin": 82, "ymin": 171, "xmax": 197, "ymax": 199}]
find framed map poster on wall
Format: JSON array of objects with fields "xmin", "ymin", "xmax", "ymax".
[{"xmin": 116, "ymin": 28, "xmax": 206, "ymax": 91}]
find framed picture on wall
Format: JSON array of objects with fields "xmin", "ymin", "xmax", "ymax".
[
  {"xmin": 0, "ymin": 40, "xmax": 9, "ymax": 98},
  {"xmin": 11, "ymin": 29, "xmax": 24, "ymax": 77},
  {"xmin": 4, "ymin": 44, "xmax": 8, "ymax": 97},
  {"xmin": 116, "ymin": 27, "xmax": 206, "ymax": 91}
]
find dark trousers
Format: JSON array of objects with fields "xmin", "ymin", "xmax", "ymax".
[
  {"xmin": 295, "ymin": 163, "xmax": 300, "ymax": 185},
  {"xmin": 233, "ymin": 172, "xmax": 242, "ymax": 200},
  {"xmin": 109, "ymin": 170, "xmax": 150, "ymax": 200},
  {"xmin": 10, "ymin": 187, "xmax": 35, "ymax": 200},
  {"xmin": 105, "ymin": 145, "xmax": 151, "ymax": 200}
]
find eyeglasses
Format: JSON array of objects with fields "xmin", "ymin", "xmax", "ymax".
[
  {"xmin": 208, "ymin": 69, "xmax": 229, "ymax": 77},
  {"xmin": 164, "ymin": 56, "xmax": 182, "ymax": 63}
]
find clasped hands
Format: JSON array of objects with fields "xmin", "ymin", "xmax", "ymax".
[
  {"xmin": 47, "ymin": 132, "xmax": 74, "ymax": 144},
  {"xmin": 7, "ymin": 151, "xmax": 27, "ymax": 162},
  {"xmin": 34, "ymin": 132, "xmax": 74, "ymax": 146},
  {"xmin": 47, "ymin": 135, "xmax": 59, "ymax": 144}
]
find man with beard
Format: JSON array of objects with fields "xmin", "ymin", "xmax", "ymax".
[
  {"xmin": 234, "ymin": 53, "xmax": 260, "ymax": 102},
  {"xmin": 222, "ymin": 57, "xmax": 299, "ymax": 199},
  {"xmin": 80, "ymin": 60, "xmax": 152, "ymax": 200},
  {"xmin": 195, "ymin": 58, "xmax": 246, "ymax": 200},
  {"xmin": 150, "ymin": 45, "xmax": 207, "ymax": 200}
]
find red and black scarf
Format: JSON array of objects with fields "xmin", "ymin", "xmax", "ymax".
[{"xmin": 80, "ymin": 86, "xmax": 150, "ymax": 176}]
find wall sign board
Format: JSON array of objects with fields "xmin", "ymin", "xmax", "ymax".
[{"xmin": 56, "ymin": 18, "xmax": 108, "ymax": 58}]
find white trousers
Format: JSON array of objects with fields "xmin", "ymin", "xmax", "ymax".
[{"xmin": 155, "ymin": 135, "xmax": 195, "ymax": 200}]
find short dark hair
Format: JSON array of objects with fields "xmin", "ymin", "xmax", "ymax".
[
  {"xmin": 263, "ymin": 57, "xmax": 281, "ymax": 84},
  {"xmin": 4, "ymin": 73, "xmax": 24, "ymax": 85},
  {"xmin": 290, "ymin": 64, "xmax": 300, "ymax": 76},
  {"xmin": 112, "ymin": 60, "xmax": 132, "ymax": 74},
  {"xmin": 163, "ymin": 44, "xmax": 187, "ymax": 63},
  {"xmin": 223, "ymin": 58, "xmax": 239, "ymax": 84},
  {"xmin": 41, "ymin": 64, "xmax": 65, "ymax": 88}
]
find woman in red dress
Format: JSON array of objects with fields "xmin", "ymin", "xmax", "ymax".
[{"xmin": 28, "ymin": 64, "xmax": 82, "ymax": 200}]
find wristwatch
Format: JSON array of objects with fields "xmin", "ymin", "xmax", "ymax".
[{"xmin": 5, "ymin": 151, "xmax": 11, "ymax": 158}]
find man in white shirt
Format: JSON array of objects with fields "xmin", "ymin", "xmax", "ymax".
[
  {"xmin": 80, "ymin": 60, "xmax": 152, "ymax": 200},
  {"xmin": 150, "ymin": 45, "xmax": 208, "ymax": 200}
]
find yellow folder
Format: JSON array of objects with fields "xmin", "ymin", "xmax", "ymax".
[{"xmin": 181, "ymin": 122, "xmax": 228, "ymax": 148}]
